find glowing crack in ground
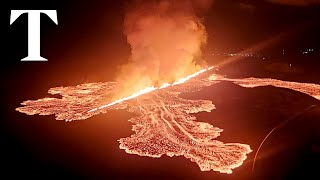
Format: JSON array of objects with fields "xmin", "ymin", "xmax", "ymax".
[
  {"xmin": 16, "ymin": 70, "xmax": 320, "ymax": 174},
  {"xmin": 16, "ymin": 69, "xmax": 252, "ymax": 174}
]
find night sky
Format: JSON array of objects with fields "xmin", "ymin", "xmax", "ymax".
[
  {"xmin": 2, "ymin": 0, "xmax": 320, "ymax": 179},
  {"xmin": 3, "ymin": 1, "xmax": 320, "ymax": 80}
]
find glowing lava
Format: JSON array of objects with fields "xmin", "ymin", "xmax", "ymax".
[
  {"xmin": 16, "ymin": 67, "xmax": 253, "ymax": 174},
  {"xmin": 209, "ymin": 75, "xmax": 320, "ymax": 100},
  {"xmin": 88, "ymin": 86, "xmax": 157, "ymax": 112},
  {"xmin": 89, "ymin": 67, "xmax": 214, "ymax": 112},
  {"xmin": 15, "ymin": 67, "xmax": 320, "ymax": 174}
]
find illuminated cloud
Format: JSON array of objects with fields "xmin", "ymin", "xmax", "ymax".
[{"xmin": 114, "ymin": 0, "xmax": 212, "ymax": 99}]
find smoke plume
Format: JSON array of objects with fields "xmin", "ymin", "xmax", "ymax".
[{"xmin": 115, "ymin": 0, "xmax": 212, "ymax": 98}]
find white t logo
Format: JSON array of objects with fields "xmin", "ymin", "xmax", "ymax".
[{"xmin": 10, "ymin": 10, "xmax": 58, "ymax": 61}]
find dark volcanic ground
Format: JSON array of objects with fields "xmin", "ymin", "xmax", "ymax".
[
  {"xmin": 181, "ymin": 81, "xmax": 320, "ymax": 180},
  {"xmin": 2, "ymin": 60, "xmax": 320, "ymax": 180},
  {"xmin": 2, "ymin": 0, "xmax": 320, "ymax": 179},
  {"xmin": 214, "ymin": 55, "xmax": 320, "ymax": 84}
]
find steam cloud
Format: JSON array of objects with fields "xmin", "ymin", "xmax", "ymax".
[{"xmin": 115, "ymin": 0, "xmax": 212, "ymax": 98}]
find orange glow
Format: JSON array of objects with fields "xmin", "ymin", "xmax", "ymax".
[
  {"xmin": 18, "ymin": 68, "xmax": 298, "ymax": 174},
  {"xmin": 89, "ymin": 66, "xmax": 213, "ymax": 113},
  {"xmin": 16, "ymin": 68, "xmax": 320, "ymax": 174},
  {"xmin": 89, "ymin": 86, "xmax": 157, "ymax": 112}
]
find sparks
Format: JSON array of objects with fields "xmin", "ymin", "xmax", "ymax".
[{"xmin": 89, "ymin": 67, "xmax": 213, "ymax": 113}]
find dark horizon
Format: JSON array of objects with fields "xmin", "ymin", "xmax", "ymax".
[{"xmin": 2, "ymin": 1, "xmax": 320, "ymax": 179}]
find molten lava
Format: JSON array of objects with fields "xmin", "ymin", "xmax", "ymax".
[
  {"xmin": 15, "ymin": 68, "xmax": 320, "ymax": 174},
  {"xmin": 16, "ymin": 67, "xmax": 254, "ymax": 174},
  {"xmin": 90, "ymin": 67, "xmax": 214, "ymax": 112}
]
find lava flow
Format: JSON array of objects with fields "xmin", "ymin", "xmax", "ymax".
[
  {"xmin": 16, "ymin": 67, "xmax": 320, "ymax": 174},
  {"xmin": 16, "ymin": 67, "xmax": 253, "ymax": 174},
  {"xmin": 89, "ymin": 67, "xmax": 213, "ymax": 112}
]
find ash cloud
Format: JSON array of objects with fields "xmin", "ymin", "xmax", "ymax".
[{"xmin": 115, "ymin": 0, "xmax": 212, "ymax": 98}]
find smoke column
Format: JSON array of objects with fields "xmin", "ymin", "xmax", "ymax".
[{"xmin": 115, "ymin": 0, "xmax": 212, "ymax": 99}]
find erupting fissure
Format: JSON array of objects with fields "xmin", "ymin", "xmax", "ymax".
[
  {"xmin": 13, "ymin": 0, "xmax": 320, "ymax": 175},
  {"xmin": 15, "ymin": 68, "xmax": 256, "ymax": 174},
  {"xmin": 16, "ymin": 66, "xmax": 320, "ymax": 174},
  {"xmin": 89, "ymin": 67, "xmax": 214, "ymax": 113}
]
